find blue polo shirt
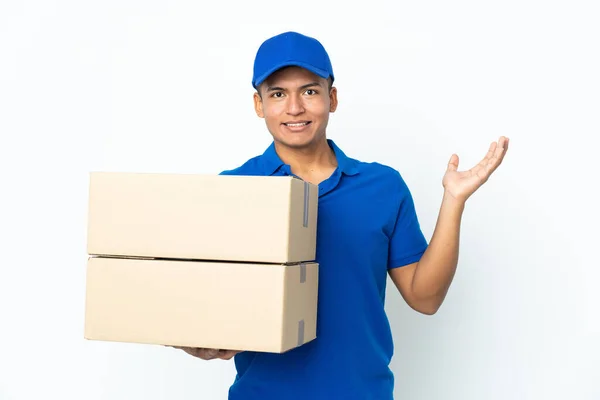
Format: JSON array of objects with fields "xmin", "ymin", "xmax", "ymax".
[{"xmin": 220, "ymin": 139, "xmax": 428, "ymax": 400}]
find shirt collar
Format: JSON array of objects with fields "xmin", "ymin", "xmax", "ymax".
[{"xmin": 261, "ymin": 139, "xmax": 360, "ymax": 177}]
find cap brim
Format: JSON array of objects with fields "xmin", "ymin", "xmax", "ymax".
[{"xmin": 253, "ymin": 61, "xmax": 330, "ymax": 88}]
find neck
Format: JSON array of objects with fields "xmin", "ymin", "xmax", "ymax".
[{"xmin": 274, "ymin": 137, "xmax": 338, "ymax": 179}]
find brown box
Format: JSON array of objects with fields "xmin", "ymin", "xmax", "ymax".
[
  {"xmin": 86, "ymin": 172, "xmax": 318, "ymax": 263},
  {"xmin": 84, "ymin": 256, "xmax": 319, "ymax": 353}
]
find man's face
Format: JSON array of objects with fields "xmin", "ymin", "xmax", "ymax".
[{"xmin": 254, "ymin": 66, "xmax": 337, "ymax": 150}]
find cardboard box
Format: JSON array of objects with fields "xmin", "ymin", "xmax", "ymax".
[
  {"xmin": 86, "ymin": 172, "xmax": 318, "ymax": 263},
  {"xmin": 84, "ymin": 256, "xmax": 319, "ymax": 353}
]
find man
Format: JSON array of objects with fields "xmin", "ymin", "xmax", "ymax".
[{"xmin": 177, "ymin": 31, "xmax": 509, "ymax": 399}]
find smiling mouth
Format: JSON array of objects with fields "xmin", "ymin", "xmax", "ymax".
[{"xmin": 283, "ymin": 121, "xmax": 311, "ymax": 127}]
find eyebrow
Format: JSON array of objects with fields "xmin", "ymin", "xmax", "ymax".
[{"xmin": 266, "ymin": 81, "xmax": 323, "ymax": 92}]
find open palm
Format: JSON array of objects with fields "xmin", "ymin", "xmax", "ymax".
[{"xmin": 442, "ymin": 136, "xmax": 509, "ymax": 203}]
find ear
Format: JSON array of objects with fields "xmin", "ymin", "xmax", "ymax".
[
  {"xmin": 329, "ymin": 86, "xmax": 338, "ymax": 113},
  {"xmin": 253, "ymin": 92, "xmax": 265, "ymax": 118}
]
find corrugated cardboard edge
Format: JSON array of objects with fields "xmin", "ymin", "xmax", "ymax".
[
  {"xmin": 297, "ymin": 319, "xmax": 305, "ymax": 347},
  {"xmin": 279, "ymin": 262, "xmax": 318, "ymax": 352},
  {"xmin": 297, "ymin": 262, "xmax": 307, "ymax": 348},
  {"xmin": 280, "ymin": 263, "xmax": 302, "ymax": 352},
  {"xmin": 285, "ymin": 178, "xmax": 293, "ymax": 263},
  {"xmin": 279, "ymin": 264, "xmax": 288, "ymax": 352},
  {"xmin": 306, "ymin": 180, "xmax": 319, "ymax": 260},
  {"xmin": 303, "ymin": 181, "xmax": 310, "ymax": 227},
  {"xmin": 286, "ymin": 177, "xmax": 318, "ymax": 262},
  {"xmin": 86, "ymin": 172, "xmax": 94, "ymax": 256},
  {"xmin": 83, "ymin": 255, "xmax": 97, "ymax": 341},
  {"xmin": 83, "ymin": 256, "xmax": 90, "ymax": 340}
]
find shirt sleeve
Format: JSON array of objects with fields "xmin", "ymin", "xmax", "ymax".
[{"xmin": 388, "ymin": 170, "xmax": 429, "ymax": 269}]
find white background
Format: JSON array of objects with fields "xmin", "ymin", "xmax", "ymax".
[{"xmin": 1, "ymin": 0, "xmax": 598, "ymax": 399}]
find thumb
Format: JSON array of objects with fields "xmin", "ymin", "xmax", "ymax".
[{"xmin": 447, "ymin": 154, "xmax": 459, "ymax": 172}]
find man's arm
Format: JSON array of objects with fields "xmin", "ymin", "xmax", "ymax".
[
  {"xmin": 389, "ymin": 136, "xmax": 509, "ymax": 315},
  {"xmin": 389, "ymin": 192, "xmax": 464, "ymax": 315}
]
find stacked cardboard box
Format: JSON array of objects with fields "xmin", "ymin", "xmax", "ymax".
[{"xmin": 84, "ymin": 172, "xmax": 319, "ymax": 353}]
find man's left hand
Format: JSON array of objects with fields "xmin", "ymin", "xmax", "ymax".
[{"xmin": 442, "ymin": 136, "xmax": 509, "ymax": 203}]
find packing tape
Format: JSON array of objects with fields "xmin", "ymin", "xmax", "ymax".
[
  {"xmin": 300, "ymin": 263, "xmax": 306, "ymax": 283},
  {"xmin": 297, "ymin": 319, "xmax": 305, "ymax": 346},
  {"xmin": 303, "ymin": 181, "xmax": 309, "ymax": 227}
]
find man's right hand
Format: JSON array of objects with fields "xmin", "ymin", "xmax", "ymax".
[{"xmin": 171, "ymin": 346, "xmax": 240, "ymax": 360}]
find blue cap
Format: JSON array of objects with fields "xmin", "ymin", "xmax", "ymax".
[{"xmin": 252, "ymin": 31, "xmax": 334, "ymax": 88}]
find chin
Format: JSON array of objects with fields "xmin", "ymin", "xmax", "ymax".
[
  {"xmin": 275, "ymin": 129, "xmax": 324, "ymax": 149},
  {"xmin": 276, "ymin": 136, "xmax": 318, "ymax": 149}
]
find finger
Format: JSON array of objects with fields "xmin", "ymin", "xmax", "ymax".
[
  {"xmin": 478, "ymin": 141, "xmax": 497, "ymax": 167},
  {"xmin": 186, "ymin": 348, "xmax": 202, "ymax": 357},
  {"xmin": 172, "ymin": 346, "xmax": 225, "ymax": 360},
  {"xmin": 447, "ymin": 154, "xmax": 459, "ymax": 172},
  {"xmin": 204, "ymin": 348, "xmax": 219, "ymax": 359},
  {"xmin": 218, "ymin": 350, "xmax": 239, "ymax": 360},
  {"xmin": 190, "ymin": 348, "xmax": 212, "ymax": 360},
  {"xmin": 181, "ymin": 347, "xmax": 214, "ymax": 360},
  {"xmin": 486, "ymin": 136, "xmax": 509, "ymax": 173},
  {"xmin": 498, "ymin": 136, "xmax": 509, "ymax": 160}
]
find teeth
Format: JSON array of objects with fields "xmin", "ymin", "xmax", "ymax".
[{"xmin": 286, "ymin": 122, "xmax": 308, "ymax": 127}]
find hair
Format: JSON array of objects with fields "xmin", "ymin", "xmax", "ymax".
[{"xmin": 326, "ymin": 77, "xmax": 334, "ymax": 91}]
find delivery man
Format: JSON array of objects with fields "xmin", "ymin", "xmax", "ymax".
[{"xmin": 175, "ymin": 31, "xmax": 509, "ymax": 399}]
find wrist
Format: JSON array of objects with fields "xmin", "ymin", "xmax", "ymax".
[{"xmin": 442, "ymin": 190, "xmax": 467, "ymax": 211}]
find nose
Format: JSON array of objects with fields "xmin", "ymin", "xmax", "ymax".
[{"xmin": 286, "ymin": 94, "xmax": 305, "ymax": 116}]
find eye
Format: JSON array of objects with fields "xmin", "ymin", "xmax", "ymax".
[
  {"xmin": 270, "ymin": 91, "xmax": 284, "ymax": 98},
  {"xmin": 305, "ymin": 89, "xmax": 318, "ymax": 95}
]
